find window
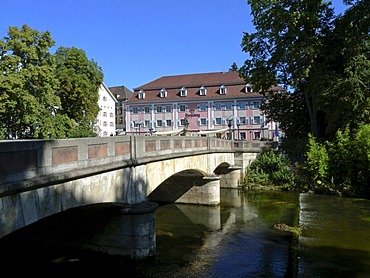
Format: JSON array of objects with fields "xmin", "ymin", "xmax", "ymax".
[
  {"xmin": 198, "ymin": 104, "xmax": 207, "ymax": 111},
  {"xmin": 180, "ymin": 118, "xmax": 189, "ymax": 126},
  {"xmin": 238, "ymin": 117, "xmax": 248, "ymax": 124},
  {"xmin": 240, "ymin": 132, "xmax": 246, "ymax": 140},
  {"xmin": 179, "ymin": 105, "xmax": 186, "ymax": 112},
  {"xmin": 138, "ymin": 90, "xmax": 145, "ymax": 99},
  {"xmin": 166, "ymin": 120, "xmax": 172, "ymax": 126},
  {"xmin": 250, "ymin": 101, "xmax": 261, "ymax": 109},
  {"xmin": 144, "ymin": 106, "xmax": 150, "ymax": 113},
  {"xmin": 199, "ymin": 118, "xmax": 207, "ymax": 126},
  {"xmin": 200, "ymin": 86, "xmax": 207, "ymax": 96},
  {"xmin": 225, "ymin": 102, "xmax": 232, "ymax": 110},
  {"xmin": 103, "ymin": 112, "xmax": 107, "ymax": 117},
  {"xmin": 156, "ymin": 106, "xmax": 162, "ymax": 113},
  {"xmin": 103, "ymin": 96, "xmax": 107, "ymax": 101},
  {"xmin": 110, "ymin": 112, "xmax": 114, "ymax": 117},
  {"xmin": 215, "ymin": 118, "xmax": 222, "ymax": 125},
  {"xmin": 156, "ymin": 120, "xmax": 163, "ymax": 127},
  {"xmin": 165, "ymin": 105, "xmax": 172, "ymax": 112},
  {"xmin": 251, "ymin": 116, "xmax": 261, "ymax": 125},
  {"xmin": 160, "ymin": 88, "xmax": 167, "ymax": 98},
  {"xmin": 110, "ymin": 122, "xmax": 114, "ymax": 127},
  {"xmin": 220, "ymin": 85, "xmax": 227, "ymax": 95},
  {"xmin": 238, "ymin": 101, "xmax": 248, "ymax": 109},
  {"xmin": 132, "ymin": 107, "xmax": 139, "ymax": 114},
  {"xmin": 103, "ymin": 121, "xmax": 107, "ymax": 127},
  {"xmin": 214, "ymin": 103, "xmax": 222, "ymax": 110},
  {"xmin": 254, "ymin": 131, "xmax": 261, "ymax": 140},
  {"xmin": 144, "ymin": 120, "xmax": 150, "ymax": 127},
  {"xmin": 180, "ymin": 87, "xmax": 187, "ymax": 97}
]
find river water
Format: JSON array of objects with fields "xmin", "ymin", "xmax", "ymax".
[{"xmin": 1, "ymin": 189, "xmax": 370, "ymax": 277}]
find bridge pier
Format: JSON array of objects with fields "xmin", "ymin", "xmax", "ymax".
[
  {"xmin": 83, "ymin": 201, "xmax": 159, "ymax": 259},
  {"xmin": 220, "ymin": 166, "xmax": 242, "ymax": 188},
  {"xmin": 175, "ymin": 176, "xmax": 220, "ymax": 206}
]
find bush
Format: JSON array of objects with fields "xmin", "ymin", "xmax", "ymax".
[{"xmin": 244, "ymin": 146, "xmax": 295, "ymax": 189}]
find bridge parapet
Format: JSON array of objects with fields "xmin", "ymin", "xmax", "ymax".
[{"xmin": 0, "ymin": 136, "xmax": 269, "ymax": 198}]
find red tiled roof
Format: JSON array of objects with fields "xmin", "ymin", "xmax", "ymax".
[
  {"xmin": 128, "ymin": 71, "xmax": 283, "ymax": 103},
  {"xmin": 109, "ymin": 85, "xmax": 133, "ymax": 100},
  {"xmin": 134, "ymin": 71, "xmax": 245, "ymax": 90}
]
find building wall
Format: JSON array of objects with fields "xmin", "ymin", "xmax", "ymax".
[
  {"xmin": 126, "ymin": 98, "xmax": 277, "ymax": 140},
  {"xmin": 125, "ymin": 72, "xmax": 281, "ymax": 140},
  {"xmin": 97, "ymin": 84, "xmax": 117, "ymax": 137}
]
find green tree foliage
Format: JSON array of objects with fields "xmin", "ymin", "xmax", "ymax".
[
  {"xmin": 55, "ymin": 46, "xmax": 103, "ymax": 135},
  {"xmin": 240, "ymin": 0, "xmax": 370, "ymax": 155},
  {"xmin": 240, "ymin": 0, "xmax": 334, "ymax": 140},
  {"xmin": 244, "ymin": 147, "xmax": 295, "ymax": 188},
  {"xmin": 0, "ymin": 25, "xmax": 104, "ymax": 139},
  {"xmin": 0, "ymin": 25, "xmax": 63, "ymax": 138},
  {"xmin": 229, "ymin": 62, "xmax": 238, "ymax": 72},
  {"xmin": 302, "ymin": 126, "xmax": 370, "ymax": 198}
]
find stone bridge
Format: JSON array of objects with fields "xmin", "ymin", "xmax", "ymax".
[{"xmin": 0, "ymin": 136, "xmax": 270, "ymax": 258}]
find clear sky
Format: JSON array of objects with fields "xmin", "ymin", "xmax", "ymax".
[{"xmin": 2, "ymin": 0, "xmax": 348, "ymax": 91}]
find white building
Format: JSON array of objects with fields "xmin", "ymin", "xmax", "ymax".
[{"xmin": 97, "ymin": 83, "xmax": 117, "ymax": 137}]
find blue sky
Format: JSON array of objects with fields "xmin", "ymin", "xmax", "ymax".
[{"xmin": 2, "ymin": 0, "xmax": 347, "ymax": 91}]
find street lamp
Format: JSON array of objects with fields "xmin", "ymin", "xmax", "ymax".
[
  {"xmin": 183, "ymin": 117, "xmax": 189, "ymax": 136},
  {"xmin": 237, "ymin": 123, "xmax": 240, "ymax": 140},
  {"xmin": 226, "ymin": 115, "xmax": 233, "ymax": 140}
]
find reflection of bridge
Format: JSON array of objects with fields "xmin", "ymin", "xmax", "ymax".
[{"xmin": 0, "ymin": 136, "xmax": 269, "ymax": 258}]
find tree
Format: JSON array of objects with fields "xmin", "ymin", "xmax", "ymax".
[
  {"xmin": 0, "ymin": 25, "xmax": 63, "ymax": 138},
  {"xmin": 317, "ymin": 0, "xmax": 370, "ymax": 138},
  {"xmin": 240, "ymin": 0, "xmax": 370, "ymax": 155},
  {"xmin": 0, "ymin": 25, "xmax": 104, "ymax": 139},
  {"xmin": 55, "ymin": 46, "xmax": 103, "ymax": 136},
  {"xmin": 240, "ymin": 1, "xmax": 335, "ymax": 140},
  {"xmin": 229, "ymin": 62, "xmax": 238, "ymax": 71}
]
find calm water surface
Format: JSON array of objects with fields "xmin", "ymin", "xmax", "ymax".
[{"xmin": 2, "ymin": 189, "xmax": 370, "ymax": 277}]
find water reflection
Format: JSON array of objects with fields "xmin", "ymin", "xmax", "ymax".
[
  {"xmin": 1, "ymin": 190, "xmax": 370, "ymax": 277},
  {"xmin": 154, "ymin": 190, "xmax": 299, "ymax": 277},
  {"xmin": 298, "ymin": 193, "xmax": 370, "ymax": 277}
]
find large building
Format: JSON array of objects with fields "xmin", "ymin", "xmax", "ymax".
[
  {"xmin": 96, "ymin": 83, "xmax": 117, "ymax": 137},
  {"xmin": 125, "ymin": 71, "xmax": 282, "ymax": 140}
]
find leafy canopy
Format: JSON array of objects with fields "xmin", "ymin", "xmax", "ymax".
[{"xmin": 0, "ymin": 25, "xmax": 104, "ymax": 139}]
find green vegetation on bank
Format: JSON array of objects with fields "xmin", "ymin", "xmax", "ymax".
[{"xmin": 243, "ymin": 146, "xmax": 295, "ymax": 190}]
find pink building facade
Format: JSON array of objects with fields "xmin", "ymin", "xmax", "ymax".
[{"xmin": 125, "ymin": 72, "xmax": 282, "ymax": 140}]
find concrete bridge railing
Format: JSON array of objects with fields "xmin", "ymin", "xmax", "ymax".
[{"xmin": 0, "ymin": 136, "xmax": 268, "ymax": 198}]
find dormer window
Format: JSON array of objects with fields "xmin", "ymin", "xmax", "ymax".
[
  {"xmin": 246, "ymin": 83, "xmax": 253, "ymax": 93},
  {"xmin": 160, "ymin": 88, "xmax": 167, "ymax": 98},
  {"xmin": 138, "ymin": 89, "xmax": 145, "ymax": 99},
  {"xmin": 180, "ymin": 87, "xmax": 187, "ymax": 97},
  {"xmin": 220, "ymin": 85, "xmax": 227, "ymax": 95},
  {"xmin": 200, "ymin": 86, "xmax": 207, "ymax": 96}
]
